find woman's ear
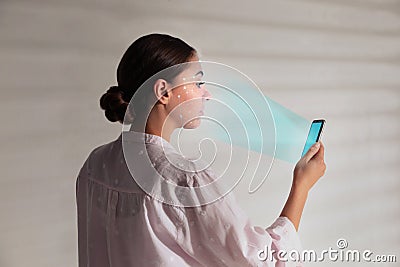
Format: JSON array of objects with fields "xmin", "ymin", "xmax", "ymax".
[{"xmin": 153, "ymin": 79, "xmax": 170, "ymax": 105}]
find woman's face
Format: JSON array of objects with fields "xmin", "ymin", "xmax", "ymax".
[{"xmin": 165, "ymin": 55, "xmax": 211, "ymax": 129}]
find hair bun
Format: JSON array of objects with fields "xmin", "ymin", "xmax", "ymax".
[
  {"xmin": 100, "ymin": 85, "xmax": 128, "ymax": 123},
  {"xmin": 106, "ymin": 85, "xmax": 122, "ymax": 94}
]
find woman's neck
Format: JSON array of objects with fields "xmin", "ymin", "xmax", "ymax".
[{"xmin": 129, "ymin": 107, "xmax": 175, "ymax": 142}]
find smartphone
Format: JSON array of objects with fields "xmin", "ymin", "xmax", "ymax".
[{"xmin": 301, "ymin": 119, "xmax": 326, "ymax": 157}]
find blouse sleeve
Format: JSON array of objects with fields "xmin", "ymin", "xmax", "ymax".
[{"xmin": 143, "ymin": 175, "xmax": 303, "ymax": 267}]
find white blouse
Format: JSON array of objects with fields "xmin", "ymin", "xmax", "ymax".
[{"xmin": 76, "ymin": 131, "xmax": 303, "ymax": 266}]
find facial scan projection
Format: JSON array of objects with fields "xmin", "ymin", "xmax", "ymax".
[{"xmin": 121, "ymin": 61, "xmax": 309, "ymax": 207}]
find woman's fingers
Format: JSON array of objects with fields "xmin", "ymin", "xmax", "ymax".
[
  {"xmin": 304, "ymin": 142, "xmax": 321, "ymax": 162},
  {"xmin": 314, "ymin": 142, "xmax": 325, "ymax": 161},
  {"xmin": 311, "ymin": 141, "xmax": 326, "ymax": 176},
  {"xmin": 294, "ymin": 141, "xmax": 326, "ymax": 192}
]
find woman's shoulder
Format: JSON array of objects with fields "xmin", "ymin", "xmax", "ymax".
[{"xmin": 77, "ymin": 136, "xmax": 121, "ymax": 176}]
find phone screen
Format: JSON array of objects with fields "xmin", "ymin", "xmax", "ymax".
[{"xmin": 301, "ymin": 120, "xmax": 325, "ymax": 157}]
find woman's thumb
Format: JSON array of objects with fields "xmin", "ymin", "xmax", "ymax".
[{"xmin": 304, "ymin": 142, "xmax": 320, "ymax": 162}]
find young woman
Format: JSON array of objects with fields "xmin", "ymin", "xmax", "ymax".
[{"xmin": 76, "ymin": 33, "xmax": 326, "ymax": 267}]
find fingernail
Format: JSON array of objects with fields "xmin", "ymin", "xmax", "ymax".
[{"xmin": 314, "ymin": 142, "xmax": 320, "ymax": 148}]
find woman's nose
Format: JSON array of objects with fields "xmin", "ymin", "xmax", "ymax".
[{"xmin": 203, "ymin": 87, "xmax": 211, "ymax": 100}]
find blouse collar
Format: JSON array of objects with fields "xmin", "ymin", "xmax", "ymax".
[{"xmin": 118, "ymin": 131, "xmax": 174, "ymax": 150}]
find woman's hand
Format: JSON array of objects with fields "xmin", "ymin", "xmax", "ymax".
[
  {"xmin": 279, "ymin": 141, "xmax": 326, "ymax": 231},
  {"xmin": 293, "ymin": 141, "xmax": 326, "ymax": 193}
]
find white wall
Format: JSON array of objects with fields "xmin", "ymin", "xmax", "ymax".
[{"xmin": 0, "ymin": 0, "xmax": 399, "ymax": 266}]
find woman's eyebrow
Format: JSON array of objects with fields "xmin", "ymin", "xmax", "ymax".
[{"xmin": 194, "ymin": 70, "xmax": 204, "ymax": 77}]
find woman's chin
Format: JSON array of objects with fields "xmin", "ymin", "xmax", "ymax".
[{"xmin": 183, "ymin": 119, "xmax": 201, "ymax": 129}]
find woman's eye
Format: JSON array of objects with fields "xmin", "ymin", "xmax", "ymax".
[{"xmin": 196, "ymin": 82, "xmax": 205, "ymax": 88}]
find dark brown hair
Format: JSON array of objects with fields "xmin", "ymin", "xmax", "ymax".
[{"xmin": 100, "ymin": 33, "xmax": 196, "ymax": 123}]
